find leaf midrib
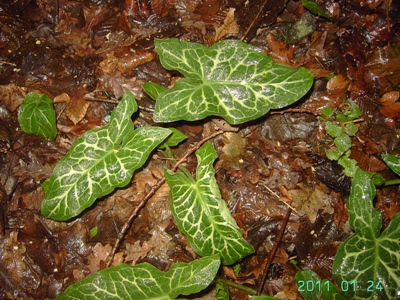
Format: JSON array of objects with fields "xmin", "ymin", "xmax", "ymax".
[{"xmin": 193, "ymin": 182, "xmax": 237, "ymax": 248}]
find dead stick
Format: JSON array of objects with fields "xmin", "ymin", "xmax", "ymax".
[
  {"xmin": 257, "ymin": 208, "xmax": 292, "ymax": 295},
  {"xmin": 241, "ymin": 0, "xmax": 269, "ymax": 42},
  {"xmin": 106, "ymin": 130, "xmax": 224, "ymax": 267}
]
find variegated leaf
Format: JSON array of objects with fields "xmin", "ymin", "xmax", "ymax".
[{"xmin": 165, "ymin": 142, "xmax": 254, "ymax": 265}]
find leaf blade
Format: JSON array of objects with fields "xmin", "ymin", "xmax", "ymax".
[
  {"xmin": 41, "ymin": 92, "xmax": 171, "ymax": 221},
  {"xmin": 18, "ymin": 92, "xmax": 57, "ymax": 140},
  {"xmin": 153, "ymin": 39, "xmax": 313, "ymax": 125},
  {"xmin": 57, "ymin": 255, "xmax": 221, "ymax": 300},
  {"xmin": 165, "ymin": 142, "xmax": 254, "ymax": 265},
  {"xmin": 301, "ymin": 0, "xmax": 329, "ymax": 18},
  {"xmin": 332, "ymin": 168, "xmax": 400, "ymax": 299}
]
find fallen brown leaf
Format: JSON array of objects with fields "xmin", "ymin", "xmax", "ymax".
[
  {"xmin": 54, "ymin": 92, "xmax": 90, "ymax": 125},
  {"xmin": 378, "ymin": 91, "xmax": 400, "ymax": 119},
  {"xmin": 289, "ymin": 183, "xmax": 333, "ymax": 224},
  {"xmin": 66, "ymin": 97, "xmax": 90, "ymax": 125},
  {"xmin": 125, "ymin": 240, "xmax": 154, "ymax": 265},
  {"xmin": 326, "ymin": 74, "xmax": 351, "ymax": 108},
  {"xmin": 0, "ymin": 84, "xmax": 25, "ymax": 112},
  {"xmin": 87, "ymin": 243, "xmax": 112, "ymax": 274},
  {"xmin": 214, "ymin": 8, "xmax": 239, "ymax": 42}
]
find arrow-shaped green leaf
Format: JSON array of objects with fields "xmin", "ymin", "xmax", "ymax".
[
  {"xmin": 150, "ymin": 38, "xmax": 313, "ymax": 125},
  {"xmin": 57, "ymin": 255, "xmax": 220, "ymax": 300},
  {"xmin": 165, "ymin": 142, "xmax": 255, "ymax": 265},
  {"xmin": 332, "ymin": 168, "xmax": 400, "ymax": 299},
  {"xmin": 18, "ymin": 92, "xmax": 57, "ymax": 140},
  {"xmin": 41, "ymin": 92, "xmax": 171, "ymax": 221}
]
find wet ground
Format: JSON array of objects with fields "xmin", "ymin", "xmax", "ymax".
[{"xmin": 0, "ymin": 0, "xmax": 399, "ymax": 299}]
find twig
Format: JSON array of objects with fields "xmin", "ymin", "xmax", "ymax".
[
  {"xmin": 106, "ymin": 130, "xmax": 224, "ymax": 267},
  {"xmin": 0, "ymin": 61, "xmax": 16, "ymax": 66},
  {"xmin": 240, "ymin": 0, "xmax": 269, "ymax": 42},
  {"xmin": 263, "ymin": 184, "xmax": 298, "ymax": 214},
  {"xmin": 271, "ymin": 108, "xmax": 322, "ymax": 116},
  {"xmin": 257, "ymin": 207, "xmax": 292, "ymax": 295}
]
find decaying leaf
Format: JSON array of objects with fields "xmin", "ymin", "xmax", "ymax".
[
  {"xmin": 378, "ymin": 91, "xmax": 400, "ymax": 119},
  {"xmin": 289, "ymin": 183, "xmax": 333, "ymax": 223},
  {"xmin": 0, "ymin": 84, "xmax": 25, "ymax": 112},
  {"xmin": 99, "ymin": 51, "xmax": 155, "ymax": 74},
  {"xmin": 326, "ymin": 74, "xmax": 351, "ymax": 108},
  {"xmin": 220, "ymin": 131, "xmax": 246, "ymax": 167},
  {"xmin": 125, "ymin": 220, "xmax": 175, "ymax": 265},
  {"xmin": 366, "ymin": 44, "xmax": 400, "ymax": 88},
  {"xmin": 265, "ymin": 33, "xmax": 297, "ymax": 67},
  {"xmin": 87, "ymin": 243, "xmax": 112, "ymax": 274},
  {"xmin": 214, "ymin": 8, "xmax": 239, "ymax": 42},
  {"xmin": 275, "ymin": 12, "xmax": 316, "ymax": 44},
  {"xmin": 125, "ymin": 240, "xmax": 154, "ymax": 265},
  {"xmin": 54, "ymin": 92, "xmax": 91, "ymax": 125}
]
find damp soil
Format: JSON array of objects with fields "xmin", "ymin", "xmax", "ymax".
[{"xmin": 0, "ymin": 0, "xmax": 399, "ymax": 299}]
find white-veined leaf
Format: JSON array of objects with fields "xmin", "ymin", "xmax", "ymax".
[
  {"xmin": 41, "ymin": 92, "xmax": 171, "ymax": 221},
  {"xmin": 332, "ymin": 168, "xmax": 400, "ymax": 299},
  {"xmin": 165, "ymin": 142, "xmax": 255, "ymax": 265},
  {"xmin": 151, "ymin": 38, "xmax": 313, "ymax": 125},
  {"xmin": 57, "ymin": 255, "xmax": 220, "ymax": 300}
]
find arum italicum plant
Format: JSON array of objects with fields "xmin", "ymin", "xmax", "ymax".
[
  {"xmin": 18, "ymin": 38, "xmax": 315, "ymax": 299},
  {"xmin": 295, "ymin": 99, "xmax": 400, "ymax": 300},
  {"xmin": 144, "ymin": 38, "xmax": 313, "ymax": 124}
]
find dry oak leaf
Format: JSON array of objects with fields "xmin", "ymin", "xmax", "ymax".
[
  {"xmin": 125, "ymin": 240, "xmax": 154, "ymax": 265},
  {"xmin": 87, "ymin": 243, "xmax": 123, "ymax": 274},
  {"xmin": 214, "ymin": 8, "xmax": 239, "ymax": 42},
  {"xmin": 289, "ymin": 183, "xmax": 333, "ymax": 224},
  {"xmin": 378, "ymin": 91, "xmax": 400, "ymax": 119}
]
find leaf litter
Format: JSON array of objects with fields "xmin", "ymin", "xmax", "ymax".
[{"xmin": 0, "ymin": 0, "xmax": 399, "ymax": 299}]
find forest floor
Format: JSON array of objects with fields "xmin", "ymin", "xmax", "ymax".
[{"xmin": 0, "ymin": 0, "xmax": 399, "ymax": 299}]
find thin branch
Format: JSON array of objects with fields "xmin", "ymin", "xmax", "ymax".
[
  {"xmin": 271, "ymin": 108, "xmax": 322, "ymax": 116},
  {"xmin": 257, "ymin": 207, "xmax": 292, "ymax": 295},
  {"xmin": 106, "ymin": 130, "xmax": 224, "ymax": 267},
  {"xmin": 0, "ymin": 61, "xmax": 16, "ymax": 66},
  {"xmin": 263, "ymin": 184, "xmax": 298, "ymax": 214},
  {"xmin": 240, "ymin": 0, "xmax": 269, "ymax": 42}
]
